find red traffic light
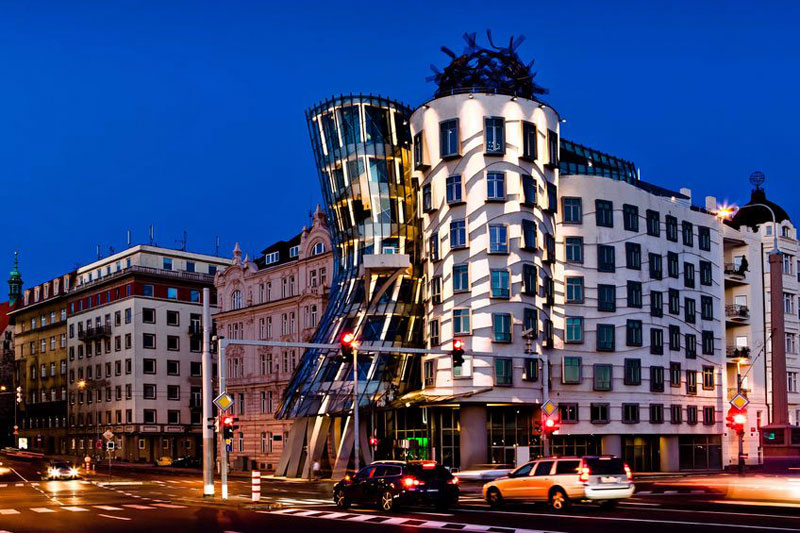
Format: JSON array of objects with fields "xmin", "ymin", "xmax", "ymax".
[
  {"xmin": 453, "ymin": 339, "xmax": 465, "ymax": 351},
  {"xmin": 544, "ymin": 418, "xmax": 555, "ymax": 428},
  {"xmin": 222, "ymin": 416, "xmax": 234, "ymax": 426},
  {"xmin": 542, "ymin": 417, "xmax": 559, "ymax": 435},
  {"xmin": 369, "ymin": 436, "xmax": 379, "ymax": 446}
]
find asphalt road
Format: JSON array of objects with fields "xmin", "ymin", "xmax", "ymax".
[{"xmin": 1, "ymin": 456, "xmax": 799, "ymax": 532}]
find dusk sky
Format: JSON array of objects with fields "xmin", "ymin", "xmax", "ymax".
[{"xmin": 2, "ymin": 0, "xmax": 798, "ymax": 288}]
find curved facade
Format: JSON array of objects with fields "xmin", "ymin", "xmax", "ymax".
[{"xmin": 278, "ymin": 95, "xmax": 424, "ymax": 420}]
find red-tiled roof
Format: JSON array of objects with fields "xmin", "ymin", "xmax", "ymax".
[{"xmin": 0, "ymin": 302, "xmax": 10, "ymax": 332}]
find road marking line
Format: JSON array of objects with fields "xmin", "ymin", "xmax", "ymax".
[
  {"xmin": 15, "ymin": 483, "xmax": 23, "ymax": 487},
  {"xmin": 30, "ymin": 507, "xmax": 56, "ymax": 513},
  {"xmin": 619, "ymin": 502, "xmax": 661, "ymax": 507},
  {"xmin": 636, "ymin": 490, "xmax": 652, "ymax": 494},
  {"xmin": 123, "ymin": 504, "xmax": 154, "ymax": 510},
  {"xmin": 381, "ymin": 517, "xmax": 410, "ymax": 525},
  {"xmin": 62, "ymin": 506, "xmax": 89, "ymax": 512},
  {"xmin": 10, "ymin": 468, "xmax": 28, "ymax": 483},
  {"xmin": 95, "ymin": 506, "xmax": 125, "ymax": 511},
  {"xmin": 287, "ymin": 510, "xmax": 325, "ymax": 517},
  {"xmin": 663, "ymin": 490, "xmax": 678, "ymax": 494},
  {"xmin": 0, "ymin": 484, "xmax": 6, "ymax": 488},
  {"xmin": 347, "ymin": 514, "xmax": 380, "ymax": 522},
  {"xmin": 152, "ymin": 503, "xmax": 187, "ymax": 509},
  {"xmin": 98, "ymin": 514, "xmax": 132, "ymax": 521},
  {"xmin": 0, "ymin": 510, "xmax": 20, "ymax": 515}
]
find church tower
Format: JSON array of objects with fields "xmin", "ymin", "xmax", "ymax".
[{"xmin": 8, "ymin": 252, "xmax": 22, "ymax": 306}]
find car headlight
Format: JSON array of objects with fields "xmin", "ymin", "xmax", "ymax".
[
  {"xmin": 48, "ymin": 468, "xmax": 59, "ymax": 477},
  {"xmin": 69, "ymin": 468, "xmax": 79, "ymax": 477}
]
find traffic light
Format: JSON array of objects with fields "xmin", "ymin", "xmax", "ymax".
[
  {"xmin": 369, "ymin": 436, "xmax": 379, "ymax": 448},
  {"xmin": 452, "ymin": 339, "xmax": 465, "ymax": 368},
  {"xmin": 221, "ymin": 415, "xmax": 239, "ymax": 440},
  {"xmin": 15, "ymin": 386, "xmax": 22, "ymax": 404},
  {"xmin": 727, "ymin": 407, "xmax": 746, "ymax": 435},
  {"xmin": 533, "ymin": 419, "xmax": 542, "ymax": 436},
  {"xmin": 339, "ymin": 332, "xmax": 357, "ymax": 362},
  {"xmin": 542, "ymin": 416, "xmax": 559, "ymax": 436}
]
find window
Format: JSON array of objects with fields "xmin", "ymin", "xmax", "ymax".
[
  {"xmin": 565, "ymin": 237, "xmax": 583, "ymax": 263},
  {"xmin": 649, "ymin": 253, "xmax": 663, "ymax": 280},
  {"xmin": 420, "ymin": 183, "xmax": 433, "ymax": 213},
  {"xmin": 144, "ymin": 410, "xmax": 156, "ymax": 424},
  {"xmin": 453, "ymin": 309, "xmax": 471, "ymax": 335},
  {"xmin": 524, "ymin": 308, "xmax": 538, "ymax": 335},
  {"xmin": 625, "ymin": 242, "xmax": 641, "ymax": 270},
  {"xmin": 495, "ymin": 357, "xmax": 512, "ymax": 385},
  {"xmin": 598, "ymin": 245, "xmax": 615, "ymax": 272},
  {"xmin": 651, "ymin": 366, "xmax": 665, "ymax": 392},
  {"xmin": 650, "ymin": 404, "xmax": 664, "ymax": 424},
  {"xmin": 446, "ymin": 175, "xmax": 463, "ymax": 204},
  {"xmin": 685, "ymin": 297, "xmax": 696, "ymax": 324},
  {"xmin": 562, "ymin": 356, "xmax": 582, "ymax": 384},
  {"xmin": 596, "ymin": 200, "xmax": 613, "ymax": 227},
  {"xmin": 627, "ymin": 281, "xmax": 642, "ymax": 308},
  {"xmin": 594, "ymin": 364, "xmax": 612, "ymax": 391},
  {"xmin": 565, "ymin": 317, "xmax": 583, "ymax": 343},
  {"xmin": 430, "ymin": 276, "xmax": 442, "ymax": 305},
  {"xmin": 559, "ymin": 404, "xmax": 579, "ymax": 423},
  {"xmin": 521, "ymin": 121, "xmax": 537, "ymax": 160},
  {"xmin": 168, "ymin": 385, "xmax": 180, "ymax": 401},
  {"xmin": 547, "ymin": 129, "xmax": 559, "ymax": 167},
  {"xmin": 622, "ymin": 404, "xmax": 640, "ymax": 424},
  {"xmin": 666, "ymin": 215, "xmax": 678, "ymax": 242},
  {"xmin": 687, "ymin": 406, "xmax": 698, "ymax": 425},
  {"xmin": 522, "ymin": 219, "xmax": 536, "ymax": 250},
  {"xmin": 789, "ymin": 372, "xmax": 798, "ymax": 393},
  {"xmin": 702, "ymin": 331, "xmax": 715, "ymax": 355},
  {"xmin": 191, "ymin": 290, "xmax": 200, "ymax": 302},
  {"xmin": 699, "ymin": 226, "xmax": 711, "ymax": 251},
  {"xmin": 522, "ymin": 264, "xmax": 537, "ymax": 295},
  {"xmin": 429, "ymin": 233, "xmax": 440, "ymax": 261},
  {"xmin": 700, "ymin": 260, "xmax": 712, "ymax": 286},
  {"xmin": 666, "ymin": 253, "xmax": 679, "ymax": 279},
  {"xmin": 440, "ymin": 119, "xmax": 459, "ymax": 158},
  {"xmin": 623, "ymin": 204, "xmax": 638, "ymax": 232},
  {"xmin": 453, "ymin": 264, "xmax": 469, "ymax": 292},
  {"xmin": 703, "ymin": 406, "xmax": 715, "ymax": 425},
  {"xmin": 428, "ymin": 320, "xmax": 439, "ymax": 347},
  {"xmin": 668, "ymin": 325, "xmax": 681, "ymax": 352},
  {"xmin": 450, "ymin": 220, "xmax": 467, "ymax": 249},
  {"xmin": 686, "ymin": 370, "xmax": 698, "ymax": 394},
  {"xmin": 701, "ymin": 295, "xmax": 713, "ymax": 320},
  {"xmin": 143, "ymin": 307, "xmax": 156, "ymax": 324},
  {"xmin": 484, "ymin": 117, "xmax": 504, "ymax": 154},
  {"xmin": 144, "ymin": 359, "xmax": 156, "ymax": 374},
  {"xmin": 143, "ymin": 333, "xmax": 156, "ymax": 349},
  {"xmin": 670, "ymin": 362, "xmax": 681, "ymax": 387},
  {"xmin": 521, "ymin": 174, "xmax": 536, "ymax": 206},
  {"xmin": 646, "ymin": 210, "xmax": 660, "ymax": 236},
  {"xmin": 626, "ymin": 320, "xmax": 643, "ymax": 346},
  {"xmin": 566, "ymin": 277, "xmax": 584, "ymax": 303},
  {"xmin": 143, "ymin": 384, "xmax": 156, "ymax": 399},
  {"xmin": 167, "ymin": 360, "xmax": 180, "ymax": 376},
  {"xmin": 685, "ymin": 333, "xmax": 697, "ymax": 358},
  {"xmin": 624, "ymin": 359, "xmax": 641, "ymax": 385},
  {"xmin": 702, "ymin": 366, "xmax": 715, "ymax": 390},
  {"xmin": 651, "ymin": 290, "xmax": 663, "ymax": 317},
  {"xmin": 597, "ymin": 284, "xmax": 616, "ymax": 312},
  {"xmin": 597, "ymin": 324, "xmax": 615, "ymax": 352},
  {"xmin": 523, "ymin": 358, "xmax": 538, "ymax": 381},
  {"xmin": 671, "ymin": 404, "xmax": 683, "ymax": 424},
  {"xmin": 650, "ymin": 327, "xmax": 664, "ymax": 355},
  {"xmin": 682, "ymin": 221, "xmax": 694, "ymax": 247},
  {"xmin": 166, "ymin": 310, "xmax": 180, "ymax": 326},
  {"xmin": 487, "ymin": 172, "xmax": 505, "ymax": 201},
  {"xmin": 489, "ymin": 224, "xmax": 508, "ymax": 253},
  {"xmin": 424, "ymin": 360, "xmax": 435, "ymax": 387},
  {"xmin": 591, "ymin": 404, "xmax": 610, "ymax": 424},
  {"xmin": 167, "ymin": 287, "xmax": 178, "ymax": 300},
  {"xmin": 413, "ymin": 132, "xmax": 425, "ymax": 169},
  {"xmin": 668, "ymin": 289, "xmax": 680, "ymax": 315},
  {"xmin": 684, "ymin": 262, "xmax": 695, "ymax": 288},
  {"xmin": 563, "ymin": 198, "xmax": 582, "ymax": 223},
  {"xmin": 493, "ymin": 314, "xmax": 512, "ymax": 342},
  {"xmin": 490, "ymin": 270, "xmax": 510, "ymax": 299}
]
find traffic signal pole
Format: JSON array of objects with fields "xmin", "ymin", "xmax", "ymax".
[
  {"xmin": 202, "ymin": 288, "xmax": 215, "ymax": 497},
  {"xmin": 352, "ymin": 344, "xmax": 360, "ymax": 473},
  {"xmin": 218, "ymin": 337, "xmax": 229, "ymax": 499}
]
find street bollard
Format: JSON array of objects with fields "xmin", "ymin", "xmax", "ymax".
[{"xmin": 251, "ymin": 470, "xmax": 261, "ymax": 502}]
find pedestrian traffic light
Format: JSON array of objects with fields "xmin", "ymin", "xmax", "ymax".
[
  {"xmin": 222, "ymin": 415, "xmax": 239, "ymax": 440},
  {"xmin": 452, "ymin": 339, "xmax": 465, "ymax": 368},
  {"xmin": 340, "ymin": 332, "xmax": 357, "ymax": 361}
]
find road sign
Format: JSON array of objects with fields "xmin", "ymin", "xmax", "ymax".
[
  {"xmin": 96, "ymin": 440, "xmax": 103, "ymax": 450},
  {"xmin": 103, "ymin": 429, "xmax": 114, "ymax": 440},
  {"xmin": 542, "ymin": 400, "xmax": 557, "ymax": 417},
  {"xmin": 730, "ymin": 393, "xmax": 749, "ymax": 410},
  {"xmin": 106, "ymin": 441, "xmax": 116, "ymax": 451},
  {"xmin": 225, "ymin": 443, "xmax": 233, "ymax": 452},
  {"xmin": 214, "ymin": 392, "xmax": 235, "ymax": 411}
]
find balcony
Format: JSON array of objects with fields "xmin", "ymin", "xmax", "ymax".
[
  {"xmin": 727, "ymin": 346, "xmax": 751, "ymax": 360},
  {"xmin": 724, "ymin": 263, "xmax": 748, "ymax": 286},
  {"xmin": 725, "ymin": 304, "xmax": 750, "ymax": 321},
  {"xmin": 77, "ymin": 324, "xmax": 111, "ymax": 341},
  {"xmin": 73, "ymin": 264, "xmax": 215, "ymax": 292}
]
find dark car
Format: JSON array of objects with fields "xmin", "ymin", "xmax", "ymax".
[
  {"xmin": 44, "ymin": 461, "xmax": 79, "ymax": 480},
  {"xmin": 171, "ymin": 456, "xmax": 201, "ymax": 468},
  {"xmin": 333, "ymin": 460, "xmax": 459, "ymax": 512}
]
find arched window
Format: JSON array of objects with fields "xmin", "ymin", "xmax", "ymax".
[
  {"xmin": 231, "ymin": 290, "xmax": 242, "ymax": 310},
  {"xmin": 313, "ymin": 242, "xmax": 326, "ymax": 256}
]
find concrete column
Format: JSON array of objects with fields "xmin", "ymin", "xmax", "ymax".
[
  {"xmin": 601, "ymin": 435, "xmax": 622, "ymax": 456},
  {"xmin": 460, "ymin": 405, "xmax": 487, "ymax": 470},
  {"xmin": 659, "ymin": 436, "xmax": 680, "ymax": 472},
  {"xmin": 769, "ymin": 253, "xmax": 789, "ymax": 425}
]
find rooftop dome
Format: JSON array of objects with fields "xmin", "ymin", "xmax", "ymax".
[
  {"xmin": 730, "ymin": 185, "xmax": 791, "ymax": 230},
  {"xmin": 430, "ymin": 31, "xmax": 548, "ymax": 100}
]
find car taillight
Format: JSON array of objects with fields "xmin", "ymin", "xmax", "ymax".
[
  {"xmin": 344, "ymin": 474, "xmax": 351, "ymax": 482},
  {"xmin": 447, "ymin": 476, "xmax": 459, "ymax": 485},
  {"xmin": 578, "ymin": 467, "xmax": 591, "ymax": 483},
  {"xmin": 624, "ymin": 463, "xmax": 633, "ymax": 481},
  {"xmin": 402, "ymin": 476, "xmax": 420, "ymax": 488}
]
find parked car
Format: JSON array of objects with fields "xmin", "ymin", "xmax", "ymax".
[
  {"xmin": 155, "ymin": 456, "xmax": 173, "ymax": 466},
  {"xmin": 333, "ymin": 460, "xmax": 459, "ymax": 512},
  {"xmin": 44, "ymin": 461, "xmax": 80, "ymax": 480},
  {"xmin": 171, "ymin": 455, "xmax": 201, "ymax": 468},
  {"xmin": 482, "ymin": 455, "xmax": 634, "ymax": 511}
]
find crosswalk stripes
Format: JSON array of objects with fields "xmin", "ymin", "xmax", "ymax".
[
  {"xmin": 95, "ymin": 505, "xmax": 124, "ymax": 511},
  {"xmin": 0, "ymin": 510, "xmax": 20, "ymax": 515},
  {"xmin": 266, "ymin": 508, "xmax": 563, "ymax": 533},
  {"xmin": 63, "ymin": 506, "xmax": 90, "ymax": 512},
  {"xmin": 29, "ymin": 507, "xmax": 56, "ymax": 513},
  {"xmin": 123, "ymin": 504, "xmax": 155, "ymax": 510},
  {"xmin": 152, "ymin": 503, "xmax": 187, "ymax": 509}
]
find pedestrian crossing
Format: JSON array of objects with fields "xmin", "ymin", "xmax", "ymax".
[
  {"xmin": 266, "ymin": 508, "xmax": 564, "ymax": 533},
  {"xmin": 0, "ymin": 503, "xmax": 188, "ymax": 516}
]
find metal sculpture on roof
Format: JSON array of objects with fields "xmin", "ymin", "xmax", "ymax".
[{"xmin": 430, "ymin": 30, "xmax": 548, "ymax": 99}]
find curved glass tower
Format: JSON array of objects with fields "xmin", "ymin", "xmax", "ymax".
[{"xmin": 278, "ymin": 94, "xmax": 424, "ymax": 420}]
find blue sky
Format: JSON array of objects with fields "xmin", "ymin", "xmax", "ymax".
[{"xmin": 2, "ymin": 0, "xmax": 798, "ymax": 287}]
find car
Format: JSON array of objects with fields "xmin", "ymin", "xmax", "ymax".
[
  {"xmin": 482, "ymin": 455, "xmax": 634, "ymax": 511},
  {"xmin": 333, "ymin": 460, "xmax": 459, "ymax": 512},
  {"xmin": 155, "ymin": 456, "xmax": 173, "ymax": 466},
  {"xmin": 171, "ymin": 455, "xmax": 201, "ymax": 468},
  {"xmin": 44, "ymin": 461, "xmax": 80, "ymax": 480}
]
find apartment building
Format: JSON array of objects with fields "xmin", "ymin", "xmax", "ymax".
[
  {"xmin": 215, "ymin": 209, "xmax": 332, "ymax": 472},
  {"xmin": 65, "ymin": 245, "xmax": 227, "ymax": 462}
]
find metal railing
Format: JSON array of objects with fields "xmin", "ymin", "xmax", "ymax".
[
  {"xmin": 77, "ymin": 324, "xmax": 112, "ymax": 341},
  {"xmin": 73, "ymin": 265, "xmax": 214, "ymax": 292},
  {"xmin": 724, "ymin": 263, "xmax": 747, "ymax": 277},
  {"xmin": 725, "ymin": 304, "xmax": 750, "ymax": 319},
  {"xmin": 727, "ymin": 346, "xmax": 751, "ymax": 358}
]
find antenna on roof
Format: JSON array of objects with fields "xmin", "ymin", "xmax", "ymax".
[
  {"xmin": 109, "ymin": 246, "xmax": 115, "ymax": 255},
  {"xmin": 149, "ymin": 225, "xmax": 155, "ymax": 246},
  {"xmin": 176, "ymin": 230, "xmax": 187, "ymax": 251},
  {"xmin": 96, "ymin": 244, "xmax": 102, "ymax": 260},
  {"xmin": 127, "ymin": 230, "xmax": 132, "ymax": 247},
  {"xmin": 215, "ymin": 236, "xmax": 220, "ymax": 256}
]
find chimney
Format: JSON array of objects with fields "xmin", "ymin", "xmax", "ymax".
[
  {"xmin": 679, "ymin": 188, "xmax": 692, "ymax": 202},
  {"xmin": 705, "ymin": 196, "xmax": 717, "ymax": 211}
]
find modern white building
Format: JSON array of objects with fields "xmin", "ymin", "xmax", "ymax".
[{"xmin": 65, "ymin": 245, "xmax": 228, "ymax": 462}]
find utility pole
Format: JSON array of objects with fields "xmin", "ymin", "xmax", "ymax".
[
  {"xmin": 352, "ymin": 344, "xmax": 360, "ymax": 473},
  {"xmin": 201, "ymin": 288, "xmax": 214, "ymax": 496},
  {"xmin": 218, "ymin": 337, "xmax": 229, "ymax": 499}
]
